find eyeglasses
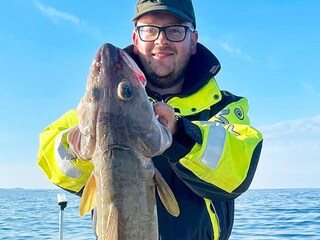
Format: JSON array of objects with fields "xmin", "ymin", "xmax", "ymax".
[{"xmin": 136, "ymin": 25, "xmax": 195, "ymax": 42}]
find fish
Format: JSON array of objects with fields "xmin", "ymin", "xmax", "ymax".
[{"xmin": 74, "ymin": 43, "xmax": 180, "ymax": 240}]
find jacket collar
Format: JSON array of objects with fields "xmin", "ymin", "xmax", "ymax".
[{"xmin": 123, "ymin": 43, "xmax": 221, "ymax": 97}]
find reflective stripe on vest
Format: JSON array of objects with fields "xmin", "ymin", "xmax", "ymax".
[
  {"xmin": 54, "ymin": 129, "xmax": 83, "ymax": 179},
  {"xmin": 200, "ymin": 122, "xmax": 226, "ymax": 169}
]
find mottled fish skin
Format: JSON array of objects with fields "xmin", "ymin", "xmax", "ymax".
[{"xmin": 78, "ymin": 43, "xmax": 178, "ymax": 240}]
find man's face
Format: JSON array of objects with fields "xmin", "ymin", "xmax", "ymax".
[{"xmin": 133, "ymin": 12, "xmax": 198, "ymax": 89}]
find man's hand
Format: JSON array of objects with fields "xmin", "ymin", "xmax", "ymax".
[{"xmin": 153, "ymin": 102, "xmax": 177, "ymax": 135}]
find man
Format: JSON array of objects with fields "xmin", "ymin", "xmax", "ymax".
[{"xmin": 37, "ymin": 0, "xmax": 263, "ymax": 239}]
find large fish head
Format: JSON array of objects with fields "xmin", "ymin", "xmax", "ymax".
[{"xmin": 78, "ymin": 43, "xmax": 172, "ymax": 158}]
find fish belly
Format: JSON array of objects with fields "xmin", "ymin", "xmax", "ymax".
[{"xmin": 94, "ymin": 148, "xmax": 158, "ymax": 240}]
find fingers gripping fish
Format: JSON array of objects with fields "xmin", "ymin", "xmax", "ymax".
[{"xmin": 76, "ymin": 43, "xmax": 180, "ymax": 240}]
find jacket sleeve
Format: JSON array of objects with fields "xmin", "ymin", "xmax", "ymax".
[
  {"xmin": 37, "ymin": 109, "xmax": 93, "ymax": 194},
  {"xmin": 164, "ymin": 96, "xmax": 263, "ymax": 200}
]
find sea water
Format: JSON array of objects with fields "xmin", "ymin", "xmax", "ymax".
[
  {"xmin": 230, "ymin": 188, "xmax": 320, "ymax": 240},
  {"xmin": 0, "ymin": 188, "xmax": 319, "ymax": 239}
]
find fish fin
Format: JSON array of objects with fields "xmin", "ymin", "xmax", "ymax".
[
  {"xmin": 79, "ymin": 174, "xmax": 97, "ymax": 216},
  {"xmin": 105, "ymin": 204, "xmax": 119, "ymax": 240},
  {"xmin": 154, "ymin": 168, "xmax": 180, "ymax": 217}
]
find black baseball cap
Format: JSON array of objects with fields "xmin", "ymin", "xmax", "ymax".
[{"xmin": 132, "ymin": 0, "xmax": 196, "ymax": 28}]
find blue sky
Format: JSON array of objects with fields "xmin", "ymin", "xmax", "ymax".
[{"xmin": 0, "ymin": 0, "xmax": 319, "ymax": 189}]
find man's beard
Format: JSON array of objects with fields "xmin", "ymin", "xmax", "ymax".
[
  {"xmin": 138, "ymin": 49, "xmax": 190, "ymax": 89},
  {"xmin": 145, "ymin": 69, "xmax": 185, "ymax": 89}
]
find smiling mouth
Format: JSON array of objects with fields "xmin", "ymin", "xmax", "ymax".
[{"xmin": 152, "ymin": 51, "xmax": 173, "ymax": 59}]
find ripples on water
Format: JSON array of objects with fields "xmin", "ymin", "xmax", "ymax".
[
  {"xmin": 230, "ymin": 189, "xmax": 320, "ymax": 240},
  {"xmin": 0, "ymin": 189, "xmax": 92, "ymax": 240},
  {"xmin": 0, "ymin": 188, "xmax": 319, "ymax": 239}
]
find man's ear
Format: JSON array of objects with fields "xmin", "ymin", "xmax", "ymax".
[
  {"xmin": 191, "ymin": 31, "xmax": 198, "ymax": 55},
  {"xmin": 132, "ymin": 30, "xmax": 139, "ymax": 55}
]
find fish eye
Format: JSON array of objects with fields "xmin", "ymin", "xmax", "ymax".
[{"xmin": 117, "ymin": 80, "xmax": 133, "ymax": 101}]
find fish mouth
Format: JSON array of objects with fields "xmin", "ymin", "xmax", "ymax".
[
  {"xmin": 107, "ymin": 144, "xmax": 132, "ymax": 151},
  {"xmin": 102, "ymin": 144, "xmax": 135, "ymax": 157},
  {"xmin": 118, "ymin": 49, "xmax": 147, "ymax": 86}
]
